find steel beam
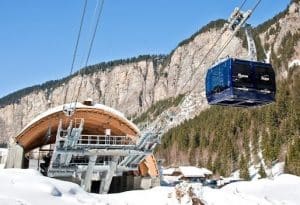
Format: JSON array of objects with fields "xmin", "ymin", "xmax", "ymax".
[{"xmin": 82, "ymin": 155, "xmax": 97, "ymax": 192}]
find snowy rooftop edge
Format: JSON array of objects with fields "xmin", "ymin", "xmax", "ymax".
[
  {"xmin": 18, "ymin": 102, "xmax": 140, "ymax": 136},
  {"xmin": 163, "ymin": 166, "xmax": 212, "ymax": 177}
]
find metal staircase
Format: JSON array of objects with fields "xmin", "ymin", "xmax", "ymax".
[{"xmin": 47, "ymin": 118, "xmax": 84, "ymax": 177}]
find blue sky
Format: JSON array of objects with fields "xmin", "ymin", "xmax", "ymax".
[{"xmin": 0, "ymin": 0, "xmax": 290, "ymax": 98}]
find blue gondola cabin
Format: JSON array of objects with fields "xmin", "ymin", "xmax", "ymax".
[{"xmin": 205, "ymin": 58, "xmax": 276, "ymax": 107}]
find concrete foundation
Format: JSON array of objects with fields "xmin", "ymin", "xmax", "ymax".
[
  {"xmin": 133, "ymin": 176, "xmax": 142, "ymax": 189},
  {"xmin": 140, "ymin": 177, "xmax": 152, "ymax": 189},
  {"xmin": 140, "ymin": 177, "xmax": 160, "ymax": 189},
  {"xmin": 90, "ymin": 175, "xmax": 160, "ymax": 194},
  {"xmin": 126, "ymin": 175, "xmax": 134, "ymax": 191}
]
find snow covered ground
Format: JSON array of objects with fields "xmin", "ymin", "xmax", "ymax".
[
  {"xmin": 220, "ymin": 174, "xmax": 300, "ymax": 205},
  {"xmin": 0, "ymin": 168, "xmax": 300, "ymax": 205},
  {"xmin": 0, "ymin": 169, "xmax": 103, "ymax": 205},
  {"xmin": 98, "ymin": 174, "xmax": 300, "ymax": 205}
]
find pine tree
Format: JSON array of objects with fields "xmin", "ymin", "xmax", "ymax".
[
  {"xmin": 285, "ymin": 138, "xmax": 300, "ymax": 175},
  {"xmin": 284, "ymin": 155, "xmax": 290, "ymax": 174},
  {"xmin": 239, "ymin": 155, "xmax": 251, "ymax": 180},
  {"xmin": 258, "ymin": 164, "xmax": 267, "ymax": 178}
]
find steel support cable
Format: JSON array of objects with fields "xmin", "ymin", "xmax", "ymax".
[
  {"xmin": 203, "ymin": 0, "xmax": 248, "ymax": 66},
  {"xmin": 197, "ymin": 0, "xmax": 248, "ymax": 68},
  {"xmin": 212, "ymin": 0, "xmax": 262, "ymax": 65},
  {"xmin": 74, "ymin": 0, "xmax": 105, "ymax": 109},
  {"xmin": 175, "ymin": 0, "xmax": 249, "ymax": 109},
  {"xmin": 213, "ymin": 26, "xmax": 244, "ymax": 64},
  {"xmin": 187, "ymin": 0, "xmax": 262, "ymax": 95},
  {"xmin": 198, "ymin": 0, "xmax": 248, "ymax": 70},
  {"xmin": 63, "ymin": 0, "xmax": 88, "ymax": 105},
  {"xmin": 239, "ymin": 0, "xmax": 248, "ymax": 11},
  {"xmin": 252, "ymin": 0, "xmax": 262, "ymax": 12},
  {"xmin": 69, "ymin": 0, "xmax": 101, "ymax": 105},
  {"xmin": 179, "ymin": 25, "xmax": 228, "ymax": 92},
  {"xmin": 179, "ymin": 0, "xmax": 249, "ymax": 94}
]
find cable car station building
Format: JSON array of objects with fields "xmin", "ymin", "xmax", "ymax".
[{"xmin": 6, "ymin": 100, "xmax": 159, "ymax": 194}]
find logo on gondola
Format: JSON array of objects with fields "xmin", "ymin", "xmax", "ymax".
[
  {"xmin": 237, "ymin": 73, "xmax": 248, "ymax": 78},
  {"xmin": 261, "ymin": 75, "xmax": 270, "ymax": 81}
]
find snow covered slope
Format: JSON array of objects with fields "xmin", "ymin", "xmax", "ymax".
[
  {"xmin": 99, "ymin": 174, "xmax": 300, "ymax": 205},
  {"xmin": 221, "ymin": 174, "xmax": 300, "ymax": 205},
  {"xmin": 0, "ymin": 169, "xmax": 103, "ymax": 205},
  {"xmin": 0, "ymin": 169, "xmax": 299, "ymax": 205}
]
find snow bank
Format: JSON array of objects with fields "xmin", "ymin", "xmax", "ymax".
[
  {"xmin": 0, "ymin": 169, "xmax": 103, "ymax": 205},
  {"xmin": 221, "ymin": 174, "xmax": 300, "ymax": 205},
  {"xmin": 97, "ymin": 186, "xmax": 177, "ymax": 205},
  {"xmin": 1, "ymin": 169, "xmax": 299, "ymax": 205},
  {"xmin": 99, "ymin": 174, "xmax": 300, "ymax": 205}
]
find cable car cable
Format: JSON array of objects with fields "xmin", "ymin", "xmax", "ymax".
[
  {"xmin": 180, "ymin": 0, "xmax": 249, "ymax": 92},
  {"xmin": 74, "ymin": 0, "xmax": 105, "ymax": 109},
  {"xmin": 63, "ymin": 0, "xmax": 88, "ymax": 106},
  {"xmin": 198, "ymin": 0, "xmax": 248, "ymax": 69},
  {"xmin": 68, "ymin": 0, "xmax": 102, "ymax": 106},
  {"xmin": 182, "ymin": 0, "xmax": 262, "ymax": 102},
  {"xmin": 188, "ymin": 0, "xmax": 262, "ymax": 96},
  {"xmin": 252, "ymin": 0, "xmax": 262, "ymax": 12},
  {"xmin": 212, "ymin": 0, "xmax": 262, "ymax": 66}
]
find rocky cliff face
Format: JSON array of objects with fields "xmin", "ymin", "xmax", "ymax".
[
  {"xmin": 0, "ymin": 21, "xmax": 247, "ymax": 142},
  {"xmin": 1, "ymin": 1, "xmax": 299, "ymax": 144},
  {"xmin": 258, "ymin": 1, "xmax": 300, "ymax": 78}
]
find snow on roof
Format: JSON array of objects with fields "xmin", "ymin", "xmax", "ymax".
[
  {"xmin": 19, "ymin": 102, "xmax": 140, "ymax": 136},
  {"xmin": 179, "ymin": 166, "xmax": 212, "ymax": 178},
  {"xmin": 200, "ymin": 167, "xmax": 213, "ymax": 175},
  {"xmin": 162, "ymin": 166, "xmax": 213, "ymax": 177},
  {"xmin": 162, "ymin": 168, "xmax": 176, "ymax": 175}
]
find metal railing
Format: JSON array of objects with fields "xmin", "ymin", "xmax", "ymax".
[{"xmin": 76, "ymin": 135, "xmax": 135, "ymax": 147}]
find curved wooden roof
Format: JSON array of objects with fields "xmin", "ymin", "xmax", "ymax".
[
  {"xmin": 15, "ymin": 102, "xmax": 158, "ymax": 177},
  {"xmin": 16, "ymin": 103, "xmax": 140, "ymax": 152}
]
